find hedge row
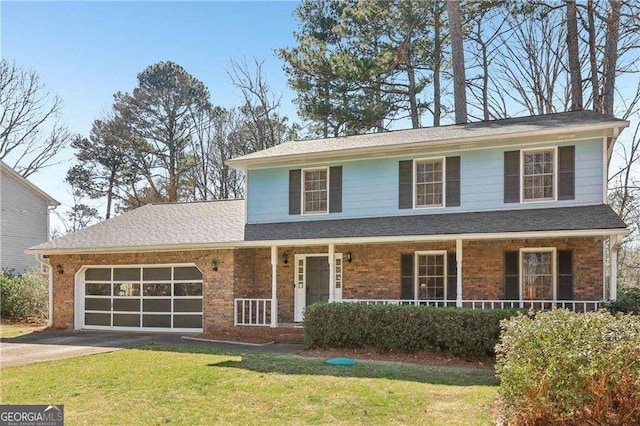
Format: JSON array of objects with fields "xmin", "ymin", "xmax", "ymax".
[
  {"xmin": 606, "ymin": 286, "xmax": 640, "ymax": 314},
  {"xmin": 303, "ymin": 302, "xmax": 521, "ymax": 357},
  {"xmin": 496, "ymin": 309, "xmax": 640, "ymax": 424},
  {"xmin": 0, "ymin": 268, "xmax": 49, "ymax": 319}
]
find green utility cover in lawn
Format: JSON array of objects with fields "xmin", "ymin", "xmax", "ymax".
[{"xmin": 325, "ymin": 357, "xmax": 356, "ymax": 366}]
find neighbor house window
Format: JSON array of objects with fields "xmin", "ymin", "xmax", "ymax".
[
  {"xmin": 303, "ymin": 168, "xmax": 328, "ymax": 214},
  {"xmin": 521, "ymin": 249, "xmax": 555, "ymax": 300},
  {"xmin": 416, "ymin": 252, "xmax": 446, "ymax": 300},
  {"xmin": 522, "ymin": 149, "xmax": 555, "ymax": 201},
  {"xmin": 415, "ymin": 159, "xmax": 444, "ymax": 207}
]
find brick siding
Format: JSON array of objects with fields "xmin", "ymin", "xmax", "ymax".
[{"xmin": 50, "ymin": 237, "xmax": 604, "ymax": 332}]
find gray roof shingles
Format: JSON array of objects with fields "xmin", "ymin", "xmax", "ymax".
[
  {"xmin": 244, "ymin": 205, "xmax": 627, "ymax": 241},
  {"xmin": 29, "ymin": 199, "xmax": 245, "ymax": 252},
  {"xmin": 29, "ymin": 202, "xmax": 625, "ymax": 253},
  {"xmin": 229, "ymin": 111, "xmax": 627, "ymax": 164}
]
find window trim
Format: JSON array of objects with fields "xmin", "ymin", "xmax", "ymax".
[
  {"xmin": 414, "ymin": 250, "xmax": 448, "ymax": 300},
  {"xmin": 519, "ymin": 247, "xmax": 557, "ymax": 301},
  {"xmin": 301, "ymin": 167, "xmax": 330, "ymax": 215},
  {"xmin": 520, "ymin": 146, "xmax": 558, "ymax": 203},
  {"xmin": 413, "ymin": 157, "xmax": 446, "ymax": 209}
]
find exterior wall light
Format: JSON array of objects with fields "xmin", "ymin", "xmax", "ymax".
[
  {"xmin": 282, "ymin": 252, "xmax": 289, "ymax": 265},
  {"xmin": 56, "ymin": 264, "xmax": 64, "ymax": 274},
  {"xmin": 346, "ymin": 252, "xmax": 353, "ymax": 263},
  {"xmin": 211, "ymin": 259, "xmax": 219, "ymax": 272}
]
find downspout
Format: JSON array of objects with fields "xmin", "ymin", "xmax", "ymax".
[{"xmin": 36, "ymin": 254, "xmax": 53, "ymax": 328}]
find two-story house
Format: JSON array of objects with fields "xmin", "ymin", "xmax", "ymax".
[
  {"xmin": 1, "ymin": 161, "xmax": 59, "ymax": 273},
  {"xmin": 28, "ymin": 111, "xmax": 629, "ymax": 339}
]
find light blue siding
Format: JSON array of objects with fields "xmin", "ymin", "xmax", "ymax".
[{"xmin": 247, "ymin": 138, "xmax": 604, "ymax": 223}]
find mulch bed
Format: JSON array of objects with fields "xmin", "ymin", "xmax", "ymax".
[
  {"xmin": 0, "ymin": 317, "xmax": 48, "ymax": 327},
  {"xmin": 300, "ymin": 347, "xmax": 496, "ymax": 369}
]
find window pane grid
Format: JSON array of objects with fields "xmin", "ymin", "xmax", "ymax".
[
  {"xmin": 416, "ymin": 254, "xmax": 445, "ymax": 300},
  {"xmin": 523, "ymin": 150, "xmax": 554, "ymax": 201},
  {"xmin": 522, "ymin": 252, "xmax": 553, "ymax": 300},
  {"xmin": 415, "ymin": 160, "xmax": 443, "ymax": 207},
  {"xmin": 303, "ymin": 169, "xmax": 328, "ymax": 214}
]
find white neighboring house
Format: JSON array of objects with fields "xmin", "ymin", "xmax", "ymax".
[{"xmin": 1, "ymin": 161, "xmax": 59, "ymax": 274}]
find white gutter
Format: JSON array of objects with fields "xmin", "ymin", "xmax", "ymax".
[
  {"xmin": 26, "ymin": 227, "xmax": 629, "ymax": 256},
  {"xmin": 35, "ymin": 254, "xmax": 54, "ymax": 328}
]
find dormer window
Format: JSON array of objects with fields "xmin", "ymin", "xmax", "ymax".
[
  {"xmin": 522, "ymin": 148, "xmax": 556, "ymax": 202},
  {"xmin": 303, "ymin": 168, "xmax": 328, "ymax": 214}
]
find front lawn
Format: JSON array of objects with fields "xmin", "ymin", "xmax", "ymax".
[
  {"xmin": 0, "ymin": 322, "xmax": 43, "ymax": 338},
  {"xmin": 0, "ymin": 344, "xmax": 498, "ymax": 425}
]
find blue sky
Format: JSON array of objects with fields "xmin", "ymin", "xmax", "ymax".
[{"xmin": 1, "ymin": 1, "xmax": 299, "ymax": 230}]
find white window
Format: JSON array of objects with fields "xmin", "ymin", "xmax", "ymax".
[
  {"xmin": 520, "ymin": 248, "xmax": 556, "ymax": 300},
  {"xmin": 415, "ymin": 251, "xmax": 446, "ymax": 300},
  {"xmin": 415, "ymin": 158, "xmax": 444, "ymax": 207},
  {"xmin": 522, "ymin": 148, "xmax": 556, "ymax": 201},
  {"xmin": 303, "ymin": 168, "xmax": 328, "ymax": 214}
]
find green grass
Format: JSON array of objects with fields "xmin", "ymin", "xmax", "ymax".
[
  {"xmin": 0, "ymin": 323, "xmax": 40, "ymax": 338},
  {"xmin": 0, "ymin": 344, "xmax": 498, "ymax": 425}
]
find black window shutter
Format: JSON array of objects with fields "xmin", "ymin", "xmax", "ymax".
[
  {"xmin": 329, "ymin": 166, "xmax": 342, "ymax": 213},
  {"xmin": 447, "ymin": 252, "xmax": 457, "ymax": 301},
  {"xmin": 398, "ymin": 160, "xmax": 413, "ymax": 209},
  {"xmin": 558, "ymin": 146, "xmax": 575, "ymax": 200},
  {"xmin": 289, "ymin": 169, "xmax": 301, "ymax": 215},
  {"xmin": 558, "ymin": 250, "xmax": 573, "ymax": 300},
  {"xmin": 504, "ymin": 251, "xmax": 519, "ymax": 300},
  {"xmin": 504, "ymin": 151, "xmax": 520, "ymax": 203},
  {"xmin": 401, "ymin": 254, "xmax": 414, "ymax": 299},
  {"xmin": 446, "ymin": 156, "xmax": 461, "ymax": 207}
]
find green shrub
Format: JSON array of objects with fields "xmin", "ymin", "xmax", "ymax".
[
  {"xmin": 303, "ymin": 303, "xmax": 520, "ymax": 357},
  {"xmin": 496, "ymin": 309, "xmax": 640, "ymax": 425},
  {"xmin": 0, "ymin": 268, "xmax": 49, "ymax": 319},
  {"xmin": 606, "ymin": 286, "xmax": 640, "ymax": 314}
]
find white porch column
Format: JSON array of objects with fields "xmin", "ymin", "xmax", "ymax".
[
  {"xmin": 610, "ymin": 237, "xmax": 618, "ymax": 301},
  {"xmin": 270, "ymin": 246, "xmax": 278, "ymax": 327},
  {"xmin": 456, "ymin": 239, "xmax": 463, "ymax": 308},
  {"xmin": 328, "ymin": 243, "xmax": 335, "ymax": 302}
]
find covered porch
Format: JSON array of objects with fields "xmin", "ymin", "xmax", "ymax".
[{"xmin": 233, "ymin": 233, "xmax": 624, "ymax": 328}]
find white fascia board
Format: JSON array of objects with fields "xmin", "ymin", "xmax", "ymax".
[
  {"xmin": 26, "ymin": 227, "xmax": 629, "ymax": 255},
  {"xmin": 226, "ymin": 122, "xmax": 629, "ymax": 170}
]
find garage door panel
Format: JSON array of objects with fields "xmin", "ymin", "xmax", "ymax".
[
  {"xmin": 85, "ymin": 313, "xmax": 110, "ymax": 326},
  {"xmin": 174, "ymin": 299, "xmax": 202, "ymax": 312},
  {"xmin": 85, "ymin": 298, "xmax": 110, "ymax": 311},
  {"xmin": 143, "ymin": 299, "xmax": 171, "ymax": 312},
  {"xmin": 113, "ymin": 313, "xmax": 140, "ymax": 327},
  {"xmin": 174, "ymin": 315, "xmax": 202, "ymax": 328},
  {"xmin": 143, "ymin": 315, "xmax": 171, "ymax": 328},
  {"xmin": 113, "ymin": 298, "xmax": 140, "ymax": 312},
  {"xmin": 82, "ymin": 265, "xmax": 203, "ymax": 331}
]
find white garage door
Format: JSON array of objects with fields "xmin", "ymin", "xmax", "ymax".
[{"xmin": 81, "ymin": 265, "xmax": 203, "ymax": 332}]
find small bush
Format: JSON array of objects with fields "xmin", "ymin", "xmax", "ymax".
[
  {"xmin": 0, "ymin": 268, "xmax": 49, "ymax": 319},
  {"xmin": 496, "ymin": 309, "xmax": 640, "ymax": 425},
  {"xmin": 303, "ymin": 303, "xmax": 520, "ymax": 357},
  {"xmin": 606, "ymin": 286, "xmax": 640, "ymax": 314}
]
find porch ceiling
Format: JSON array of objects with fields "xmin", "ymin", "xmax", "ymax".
[{"xmin": 244, "ymin": 204, "xmax": 626, "ymax": 242}]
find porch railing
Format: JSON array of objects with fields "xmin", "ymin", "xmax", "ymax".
[
  {"xmin": 338, "ymin": 299, "xmax": 602, "ymax": 312},
  {"xmin": 234, "ymin": 298, "xmax": 272, "ymax": 326}
]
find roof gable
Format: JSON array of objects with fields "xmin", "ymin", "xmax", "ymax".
[{"xmin": 1, "ymin": 161, "xmax": 60, "ymax": 206}]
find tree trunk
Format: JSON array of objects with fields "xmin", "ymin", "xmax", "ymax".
[
  {"xmin": 602, "ymin": 0, "xmax": 621, "ymax": 116},
  {"xmin": 587, "ymin": 0, "xmax": 600, "ymax": 111},
  {"xmin": 433, "ymin": 2, "xmax": 442, "ymax": 127},
  {"xmin": 407, "ymin": 64, "xmax": 420, "ymax": 128},
  {"xmin": 106, "ymin": 168, "xmax": 116, "ymax": 219},
  {"xmin": 566, "ymin": 0, "xmax": 583, "ymax": 111},
  {"xmin": 446, "ymin": 0, "xmax": 467, "ymax": 124}
]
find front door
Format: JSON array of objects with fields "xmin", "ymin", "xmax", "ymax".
[{"xmin": 306, "ymin": 256, "xmax": 330, "ymax": 307}]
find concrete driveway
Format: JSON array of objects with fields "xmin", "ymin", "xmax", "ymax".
[
  {"xmin": 0, "ymin": 330, "xmax": 303, "ymax": 368},
  {"xmin": 0, "ymin": 331, "xmax": 159, "ymax": 368}
]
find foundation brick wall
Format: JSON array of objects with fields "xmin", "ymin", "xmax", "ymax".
[{"xmin": 50, "ymin": 237, "xmax": 604, "ymax": 332}]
